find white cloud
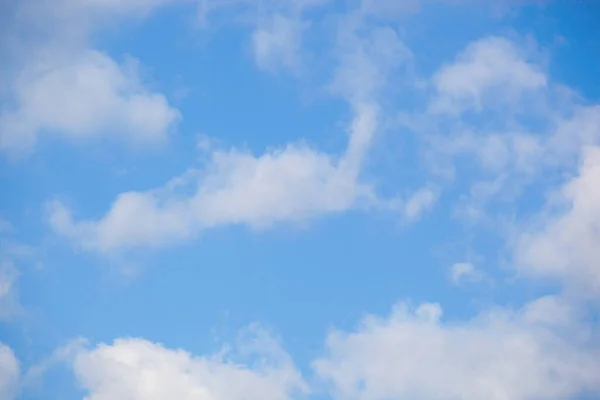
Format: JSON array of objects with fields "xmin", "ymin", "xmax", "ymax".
[
  {"xmin": 407, "ymin": 35, "xmax": 600, "ymax": 228},
  {"xmin": 1, "ymin": 0, "xmax": 179, "ymax": 155},
  {"xmin": 516, "ymin": 145, "xmax": 600, "ymax": 293},
  {"xmin": 404, "ymin": 36, "xmax": 551, "ymax": 185},
  {"xmin": 314, "ymin": 296, "xmax": 600, "ymax": 400},
  {"xmin": 37, "ymin": 296, "xmax": 600, "ymax": 400},
  {"xmin": 0, "ymin": 50, "xmax": 179, "ymax": 153},
  {"xmin": 415, "ymin": 37, "xmax": 600, "ymax": 285},
  {"xmin": 428, "ymin": 105, "xmax": 600, "ymax": 227},
  {"xmin": 49, "ymin": 105, "xmax": 378, "ymax": 253},
  {"xmin": 548, "ymin": 105, "xmax": 600, "ymax": 164},
  {"xmin": 430, "ymin": 36, "xmax": 546, "ymax": 114},
  {"xmin": 0, "ymin": 344, "xmax": 19, "ymax": 400},
  {"xmin": 71, "ymin": 329, "xmax": 306, "ymax": 400},
  {"xmin": 49, "ymin": 24, "xmax": 413, "ymax": 254},
  {"xmin": 429, "ymin": 131, "xmax": 544, "ymax": 176},
  {"xmin": 450, "ymin": 262, "xmax": 482, "ymax": 284}
]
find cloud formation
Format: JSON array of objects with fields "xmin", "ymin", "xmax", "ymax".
[
  {"xmin": 430, "ymin": 36, "xmax": 547, "ymax": 114},
  {"xmin": 0, "ymin": 50, "xmax": 179, "ymax": 153},
  {"xmin": 4, "ymin": 2, "xmax": 600, "ymax": 399},
  {"xmin": 0, "ymin": 0, "xmax": 179, "ymax": 155},
  {"xmin": 49, "ymin": 105, "xmax": 380, "ymax": 252},
  {"xmin": 48, "ymin": 24, "xmax": 420, "ymax": 253},
  {"xmin": 395, "ymin": 34, "xmax": 600, "ymax": 232},
  {"xmin": 314, "ymin": 297, "xmax": 600, "ymax": 400},
  {"xmin": 72, "ymin": 328, "xmax": 306, "ymax": 400},
  {"xmin": 517, "ymin": 145, "xmax": 600, "ymax": 293},
  {"xmin": 45, "ymin": 295, "xmax": 600, "ymax": 400}
]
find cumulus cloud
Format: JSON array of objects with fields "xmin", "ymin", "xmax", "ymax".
[
  {"xmin": 0, "ymin": 344, "xmax": 19, "ymax": 400},
  {"xmin": 425, "ymin": 37, "xmax": 598, "ymax": 169},
  {"xmin": 548, "ymin": 105, "xmax": 600, "ymax": 164},
  {"xmin": 403, "ymin": 36, "xmax": 600, "ymax": 294},
  {"xmin": 406, "ymin": 36, "xmax": 551, "ymax": 174},
  {"xmin": 71, "ymin": 329, "xmax": 306, "ymax": 400},
  {"xmin": 411, "ymin": 37, "xmax": 600, "ymax": 276},
  {"xmin": 398, "ymin": 33, "xmax": 600, "ymax": 230},
  {"xmin": 516, "ymin": 145, "xmax": 600, "ymax": 293},
  {"xmin": 0, "ymin": 50, "xmax": 179, "ymax": 153},
  {"xmin": 0, "ymin": 0, "xmax": 179, "ymax": 155},
  {"xmin": 314, "ymin": 296, "xmax": 600, "ymax": 400},
  {"xmin": 39, "ymin": 295, "xmax": 600, "ymax": 400}
]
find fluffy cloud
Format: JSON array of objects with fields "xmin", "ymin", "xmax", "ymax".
[
  {"xmin": 0, "ymin": 50, "xmax": 179, "ymax": 153},
  {"xmin": 415, "ymin": 39, "xmax": 600, "ymax": 283},
  {"xmin": 516, "ymin": 145, "xmax": 600, "ymax": 293},
  {"xmin": 404, "ymin": 36, "xmax": 552, "ymax": 179},
  {"xmin": 49, "ymin": 105, "xmax": 378, "ymax": 252},
  {"xmin": 400, "ymin": 34, "xmax": 600, "ymax": 230},
  {"xmin": 0, "ymin": 344, "xmax": 19, "ymax": 400},
  {"xmin": 45, "ymin": 296, "xmax": 600, "ymax": 400},
  {"xmin": 405, "ymin": 35, "xmax": 600, "ymax": 294},
  {"xmin": 0, "ymin": 0, "xmax": 179, "ymax": 155},
  {"xmin": 314, "ymin": 296, "xmax": 600, "ymax": 400},
  {"xmin": 71, "ymin": 330, "xmax": 306, "ymax": 400}
]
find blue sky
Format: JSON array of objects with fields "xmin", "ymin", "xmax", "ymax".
[{"xmin": 1, "ymin": 1, "xmax": 600, "ymax": 399}]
